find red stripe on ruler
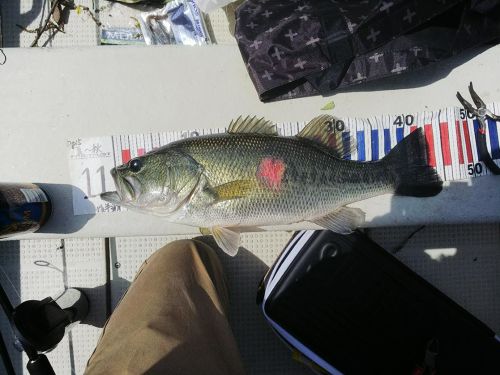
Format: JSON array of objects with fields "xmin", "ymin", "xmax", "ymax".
[
  {"xmin": 122, "ymin": 149, "xmax": 131, "ymax": 163},
  {"xmin": 462, "ymin": 120, "xmax": 473, "ymax": 164},
  {"xmin": 138, "ymin": 148, "xmax": 145, "ymax": 156},
  {"xmin": 410, "ymin": 125, "xmax": 417, "ymax": 133},
  {"xmin": 455, "ymin": 120, "xmax": 464, "ymax": 165},
  {"xmin": 424, "ymin": 124, "xmax": 436, "ymax": 167},
  {"xmin": 439, "ymin": 122, "xmax": 452, "ymax": 166}
]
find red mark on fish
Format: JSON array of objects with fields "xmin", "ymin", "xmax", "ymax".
[{"xmin": 257, "ymin": 157, "xmax": 286, "ymax": 191}]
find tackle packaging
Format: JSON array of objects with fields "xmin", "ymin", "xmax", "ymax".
[
  {"xmin": 138, "ymin": 0, "xmax": 211, "ymax": 46},
  {"xmin": 100, "ymin": 27, "xmax": 145, "ymax": 45}
]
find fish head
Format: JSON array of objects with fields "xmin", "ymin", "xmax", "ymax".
[{"xmin": 101, "ymin": 150, "xmax": 203, "ymax": 215}]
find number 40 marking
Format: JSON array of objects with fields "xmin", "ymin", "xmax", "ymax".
[
  {"xmin": 393, "ymin": 114, "xmax": 414, "ymax": 127},
  {"xmin": 82, "ymin": 166, "xmax": 106, "ymax": 198}
]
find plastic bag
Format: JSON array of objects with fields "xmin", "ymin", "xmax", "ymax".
[{"xmin": 139, "ymin": 0, "xmax": 211, "ymax": 45}]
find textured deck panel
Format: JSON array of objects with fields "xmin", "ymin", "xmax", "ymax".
[
  {"xmin": 0, "ymin": 224, "xmax": 499, "ymax": 374},
  {"xmin": 63, "ymin": 238, "xmax": 107, "ymax": 374},
  {"xmin": 207, "ymin": 8, "xmax": 238, "ymax": 44},
  {"xmin": 0, "ymin": 239, "xmax": 71, "ymax": 374},
  {"xmin": 0, "ymin": 238, "xmax": 106, "ymax": 375},
  {"xmin": 219, "ymin": 231, "xmax": 312, "ymax": 374},
  {"xmin": 2, "ymin": 0, "xmax": 99, "ymax": 47},
  {"xmin": 2, "ymin": 0, "xmax": 235, "ymax": 47}
]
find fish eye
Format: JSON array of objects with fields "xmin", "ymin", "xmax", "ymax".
[{"xmin": 128, "ymin": 158, "xmax": 143, "ymax": 173}]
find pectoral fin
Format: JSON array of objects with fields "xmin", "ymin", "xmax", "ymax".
[
  {"xmin": 213, "ymin": 180, "xmax": 256, "ymax": 202},
  {"xmin": 201, "ymin": 226, "xmax": 241, "ymax": 256},
  {"xmin": 310, "ymin": 207, "xmax": 365, "ymax": 234}
]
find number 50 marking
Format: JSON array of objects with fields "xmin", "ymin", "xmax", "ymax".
[
  {"xmin": 467, "ymin": 162, "xmax": 483, "ymax": 176},
  {"xmin": 82, "ymin": 166, "xmax": 106, "ymax": 198}
]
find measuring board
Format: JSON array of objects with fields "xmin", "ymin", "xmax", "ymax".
[{"xmin": 68, "ymin": 103, "xmax": 500, "ymax": 215}]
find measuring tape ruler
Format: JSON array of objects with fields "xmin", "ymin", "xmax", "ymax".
[{"xmin": 68, "ymin": 104, "xmax": 500, "ymax": 215}]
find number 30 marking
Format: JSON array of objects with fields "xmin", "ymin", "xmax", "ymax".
[{"xmin": 326, "ymin": 120, "xmax": 345, "ymax": 132}]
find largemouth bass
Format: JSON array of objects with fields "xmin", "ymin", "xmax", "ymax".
[{"xmin": 101, "ymin": 115, "xmax": 442, "ymax": 255}]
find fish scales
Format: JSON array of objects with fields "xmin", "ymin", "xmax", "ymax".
[{"xmin": 171, "ymin": 133, "xmax": 393, "ymax": 227}]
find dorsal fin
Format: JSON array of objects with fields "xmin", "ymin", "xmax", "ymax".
[
  {"xmin": 297, "ymin": 115, "xmax": 356, "ymax": 159},
  {"xmin": 228, "ymin": 116, "xmax": 278, "ymax": 135}
]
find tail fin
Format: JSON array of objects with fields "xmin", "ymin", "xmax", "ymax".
[{"xmin": 382, "ymin": 128, "xmax": 443, "ymax": 197}]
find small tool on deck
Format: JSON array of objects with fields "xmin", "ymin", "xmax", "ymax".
[{"xmin": 457, "ymin": 83, "xmax": 500, "ymax": 175}]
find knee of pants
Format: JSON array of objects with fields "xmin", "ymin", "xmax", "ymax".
[
  {"xmin": 140, "ymin": 238, "xmax": 222, "ymax": 278},
  {"xmin": 154, "ymin": 239, "xmax": 198, "ymax": 258},
  {"xmin": 150, "ymin": 239, "xmax": 217, "ymax": 264}
]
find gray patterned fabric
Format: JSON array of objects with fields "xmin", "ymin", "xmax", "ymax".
[{"xmin": 235, "ymin": 0, "xmax": 500, "ymax": 102}]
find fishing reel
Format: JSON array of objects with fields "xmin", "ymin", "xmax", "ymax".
[{"xmin": 0, "ymin": 284, "xmax": 89, "ymax": 375}]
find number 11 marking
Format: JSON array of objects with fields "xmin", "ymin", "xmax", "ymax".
[{"xmin": 82, "ymin": 166, "xmax": 106, "ymax": 198}]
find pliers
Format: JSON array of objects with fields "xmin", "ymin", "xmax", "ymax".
[{"xmin": 456, "ymin": 82, "xmax": 500, "ymax": 175}]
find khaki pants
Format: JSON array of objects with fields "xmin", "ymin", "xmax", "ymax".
[{"xmin": 85, "ymin": 239, "xmax": 245, "ymax": 375}]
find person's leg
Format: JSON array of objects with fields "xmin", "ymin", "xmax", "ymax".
[{"xmin": 85, "ymin": 239, "xmax": 245, "ymax": 375}]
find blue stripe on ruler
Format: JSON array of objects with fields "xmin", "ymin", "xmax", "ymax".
[
  {"xmin": 473, "ymin": 120, "xmax": 480, "ymax": 154},
  {"xmin": 384, "ymin": 128, "xmax": 391, "ymax": 155},
  {"xmin": 396, "ymin": 127, "xmax": 404, "ymax": 143},
  {"xmin": 487, "ymin": 119, "xmax": 500, "ymax": 159},
  {"xmin": 342, "ymin": 132, "xmax": 351, "ymax": 160},
  {"xmin": 371, "ymin": 129, "xmax": 379, "ymax": 161},
  {"xmin": 356, "ymin": 131, "xmax": 365, "ymax": 161}
]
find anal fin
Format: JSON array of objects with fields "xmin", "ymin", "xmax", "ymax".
[
  {"xmin": 310, "ymin": 207, "xmax": 365, "ymax": 234},
  {"xmin": 203, "ymin": 226, "xmax": 241, "ymax": 256}
]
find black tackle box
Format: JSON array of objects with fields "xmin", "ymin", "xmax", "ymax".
[{"xmin": 257, "ymin": 230, "xmax": 500, "ymax": 374}]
